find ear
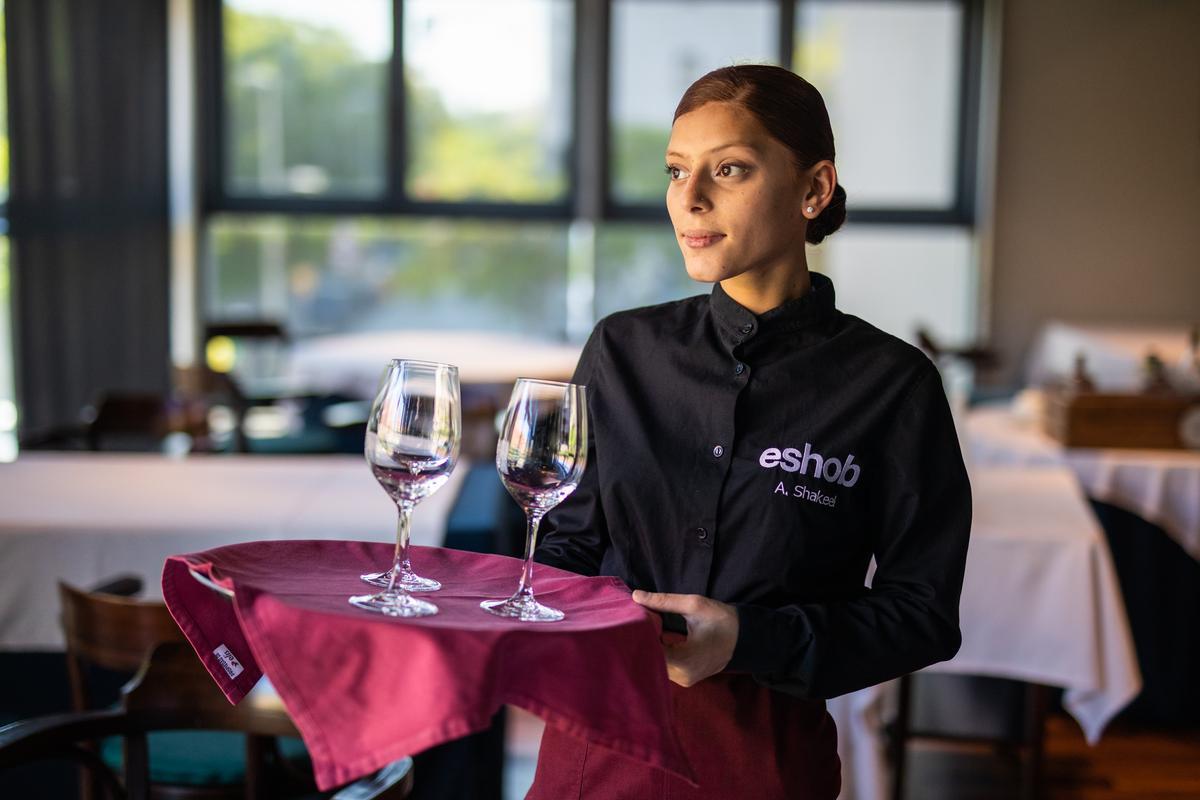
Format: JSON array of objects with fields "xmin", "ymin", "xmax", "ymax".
[{"xmin": 803, "ymin": 160, "xmax": 838, "ymax": 215}]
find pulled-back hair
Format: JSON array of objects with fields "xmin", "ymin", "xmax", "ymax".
[{"xmin": 674, "ymin": 65, "xmax": 847, "ymax": 245}]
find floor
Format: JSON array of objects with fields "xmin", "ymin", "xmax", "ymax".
[
  {"xmin": 502, "ymin": 709, "xmax": 1200, "ymax": 800},
  {"xmin": 1040, "ymin": 714, "xmax": 1200, "ymax": 800}
]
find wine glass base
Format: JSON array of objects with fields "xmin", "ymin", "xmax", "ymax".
[
  {"xmin": 348, "ymin": 591, "xmax": 438, "ymax": 618},
  {"xmin": 360, "ymin": 570, "xmax": 442, "ymax": 592},
  {"xmin": 481, "ymin": 595, "xmax": 565, "ymax": 623}
]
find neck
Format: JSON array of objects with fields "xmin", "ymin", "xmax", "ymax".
[{"xmin": 720, "ymin": 261, "xmax": 813, "ymax": 316}]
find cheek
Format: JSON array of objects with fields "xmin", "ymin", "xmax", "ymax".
[{"xmin": 748, "ymin": 188, "xmax": 805, "ymax": 238}]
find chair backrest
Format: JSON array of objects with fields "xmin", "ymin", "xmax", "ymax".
[
  {"xmin": 0, "ymin": 642, "xmax": 414, "ymax": 800},
  {"xmin": 15, "ymin": 581, "xmax": 418, "ymax": 800},
  {"xmin": 123, "ymin": 641, "xmax": 298, "ymax": 738},
  {"xmin": 57, "ymin": 581, "xmax": 187, "ymax": 712},
  {"xmin": 82, "ymin": 392, "xmax": 170, "ymax": 451},
  {"xmin": 119, "ymin": 644, "xmax": 415, "ymax": 800}
]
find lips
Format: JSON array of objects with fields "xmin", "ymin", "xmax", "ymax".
[{"xmin": 681, "ymin": 230, "xmax": 726, "ymax": 248}]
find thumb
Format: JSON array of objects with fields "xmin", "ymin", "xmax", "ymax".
[{"xmin": 631, "ymin": 590, "xmax": 694, "ymax": 613}]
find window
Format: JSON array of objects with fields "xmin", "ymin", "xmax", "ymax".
[
  {"xmin": 608, "ymin": 0, "xmax": 778, "ymax": 207},
  {"xmin": 796, "ymin": 0, "xmax": 965, "ymax": 211},
  {"xmin": 595, "ymin": 223, "xmax": 703, "ymax": 319},
  {"xmin": 222, "ymin": 0, "xmax": 392, "ymax": 199},
  {"xmin": 209, "ymin": 0, "xmax": 576, "ymax": 214},
  {"xmin": 207, "ymin": 215, "xmax": 570, "ymax": 338},
  {"xmin": 810, "ymin": 225, "xmax": 976, "ymax": 343},
  {"xmin": 203, "ymin": 0, "xmax": 983, "ymax": 350},
  {"xmin": 404, "ymin": 0, "xmax": 573, "ymax": 204}
]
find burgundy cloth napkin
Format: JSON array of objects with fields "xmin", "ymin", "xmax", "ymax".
[{"xmin": 162, "ymin": 540, "xmax": 695, "ymax": 790}]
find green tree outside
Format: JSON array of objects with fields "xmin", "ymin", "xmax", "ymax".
[{"xmin": 214, "ymin": 6, "xmax": 680, "ymax": 340}]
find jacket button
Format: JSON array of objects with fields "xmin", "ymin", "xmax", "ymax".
[
  {"xmin": 696, "ymin": 527, "xmax": 708, "ymax": 541},
  {"xmin": 740, "ymin": 323, "xmax": 754, "ymax": 334},
  {"xmin": 712, "ymin": 445, "xmax": 724, "ymax": 458},
  {"xmin": 734, "ymin": 362, "xmax": 745, "ymax": 376}
]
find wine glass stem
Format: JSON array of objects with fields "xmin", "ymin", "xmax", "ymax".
[
  {"xmin": 516, "ymin": 510, "xmax": 545, "ymax": 600},
  {"xmin": 386, "ymin": 502, "xmax": 415, "ymax": 594}
]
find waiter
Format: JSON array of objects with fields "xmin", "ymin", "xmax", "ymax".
[{"xmin": 528, "ymin": 64, "xmax": 972, "ymax": 799}]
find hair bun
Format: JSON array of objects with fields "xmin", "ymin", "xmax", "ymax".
[{"xmin": 807, "ymin": 184, "xmax": 847, "ymax": 245}]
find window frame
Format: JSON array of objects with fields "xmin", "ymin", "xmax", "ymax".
[{"xmin": 197, "ymin": 0, "xmax": 983, "ymax": 226}]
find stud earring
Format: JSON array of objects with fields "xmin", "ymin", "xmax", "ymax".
[{"xmin": 806, "ymin": 206, "xmax": 815, "ymax": 214}]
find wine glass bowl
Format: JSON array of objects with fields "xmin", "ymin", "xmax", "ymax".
[
  {"xmin": 482, "ymin": 379, "xmax": 587, "ymax": 622},
  {"xmin": 349, "ymin": 359, "xmax": 461, "ymax": 618}
]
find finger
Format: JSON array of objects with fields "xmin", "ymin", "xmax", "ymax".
[
  {"xmin": 631, "ymin": 590, "xmax": 699, "ymax": 613},
  {"xmin": 662, "ymin": 645, "xmax": 693, "ymax": 686}
]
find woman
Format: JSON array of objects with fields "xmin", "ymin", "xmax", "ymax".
[{"xmin": 529, "ymin": 64, "xmax": 971, "ymax": 799}]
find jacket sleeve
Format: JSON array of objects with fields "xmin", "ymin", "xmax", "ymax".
[
  {"xmin": 533, "ymin": 320, "xmax": 612, "ymax": 577},
  {"xmin": 725, "ymin": 364, "xmax": 972, "ymax": 699}
]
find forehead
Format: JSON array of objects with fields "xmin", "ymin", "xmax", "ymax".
[{"xmin": 667, "ymin": 101, "xmax": 774, "ymax": 156}]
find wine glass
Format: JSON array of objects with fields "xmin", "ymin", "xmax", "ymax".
[
  {"xmin": 481, "ymin": 379, "xmax": 587, "ymax": 622},
  {"xmin": 349, "ymin": 359, "xmax": 461, "ymax": 618}
]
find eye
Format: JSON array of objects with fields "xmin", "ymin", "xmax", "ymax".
[
  {"xmin": 718, "ymin": 163, "xmax": 749, "ymax": 178},
  {"xmin": 665, "ymin": 165, "xmax": 690, "ymax": 181}
]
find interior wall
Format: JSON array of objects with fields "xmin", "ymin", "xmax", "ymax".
[{"xmin": 987, "ymin": 0, "xmax": 1200, "ymax": 388}]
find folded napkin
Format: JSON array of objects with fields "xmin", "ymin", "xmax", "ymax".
[{"xmin": 162, "ymin": 540, "xmax": 695, "ymax": 790}]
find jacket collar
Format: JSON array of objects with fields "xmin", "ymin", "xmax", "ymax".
[{"xmin": 709, "ymin": 271, "xmax": 837, "ymax": 348}]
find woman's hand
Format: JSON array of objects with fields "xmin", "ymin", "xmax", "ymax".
[{"xmin": 631, "ymin": 590, "xmax": 739, "ymax": 687}]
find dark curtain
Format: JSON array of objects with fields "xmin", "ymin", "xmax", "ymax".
[{"xmin": 6, "ymin": 0, "xmax": 170, "ymax": 439}]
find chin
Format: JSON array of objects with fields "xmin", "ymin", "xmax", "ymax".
[{"xmin": 683, "ymin": 257, "xmax": 737, "ymax": 285}]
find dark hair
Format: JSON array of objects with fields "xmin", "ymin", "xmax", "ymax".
[{"xmin": 674, "ymin": 64, "xmax": 847, "ymax": 245}]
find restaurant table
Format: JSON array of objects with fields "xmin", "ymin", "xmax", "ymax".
[
  {"xmin": 966, "ymin": 403, "xmax": 1200, "ymax": 561},
  {"xmin": 966, "ymin": 402, "xmax": 1200, "ymax": 725},
  {"xmin": 829, "ymin": 465, "xmax": 1141, "ymax": 800},
  {"xmin": 1025, "ymin": 320, "xmax": 1199, "ymax": 393},
  {"xmin": 281, "ymin": 330, "xmax": 584, "ymax": 400},
  {"xmin": 0, "ymin": 452, "xmax": 465, "ymax": 650}
]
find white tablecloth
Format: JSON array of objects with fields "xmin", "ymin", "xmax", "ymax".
[
  {"xmin": 830, "ymin": 465, "xmax": 1141, "ymax": 800},
  {"xmin": 282, "ymin": 330, "xmax": 584, "ymax": 399},
  {"xmin": 967, "ymin": 404, "xmax": 1200, "ymax": 561},
  {"xmin": 1026, "ymin": 320, "xmax": 1199, "ymax": 392},
  {"xmin": 0, "ymin": 453, "xmax": 466, "ymax": 650}
]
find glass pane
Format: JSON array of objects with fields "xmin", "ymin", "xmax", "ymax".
[
  {"xmin": 809, "ymin": 225, "xmax": 976, "ymax": 345},
  {"xmin": 796, "ymin": 1, "xmax": 962, "ymax": 209},
  {"xmin": 595, "ymin": 223, "xmax": 706, "ymax": 318},
  {"xmin": 223, "ymin": 0, "xmax": 391, "ymax": 197},
  {"xmin": 206, "ymin": 215, "xmax": 570, "ymax": 339},
  {"xmin": 403, "ymin": 0, "xmax": 573, "ymax": 203},
  {"xmin": 610, "ymin": 0, "xmax": 778, "ymax": 206}
]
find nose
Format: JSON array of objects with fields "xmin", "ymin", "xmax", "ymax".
[{"xmin": 677, "ymin": 173, "xmax": 711, "ymax": 214}]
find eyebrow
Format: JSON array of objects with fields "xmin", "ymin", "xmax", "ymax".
[{"xmin": 665, "ymin": 142, "xmax": 761, "ymax": 160}]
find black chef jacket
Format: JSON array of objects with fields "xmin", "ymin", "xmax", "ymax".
[{"xmin": 535, "ymin": 271, "xmax": 971, "ymax": 700}]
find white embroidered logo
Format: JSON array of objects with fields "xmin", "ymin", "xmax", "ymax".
[
  {"xmin": 213, "ymin": 644, "xmax": 245, "ymax": 679},
  {"xmin": 758, "ymin": 444, "xmax": 861, "ymax": 487}
]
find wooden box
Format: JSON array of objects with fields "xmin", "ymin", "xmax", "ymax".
[{"xmin": 1042, "ymin": 391, "xmax": 1200, "ymax": 450}]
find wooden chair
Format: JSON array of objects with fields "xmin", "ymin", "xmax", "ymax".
[
  {"xmin": 0, "ymin": 641, "xmax": 413, "ymax": 800},
  {"xmin": 82, "ymin": 393, "xmax": 172, "ymax": 451},
  {"xmin": 59, "ymin": 580, "xmax": 187, "ymax": 716},
  {"xmin": 18, "ymin": 392, "xmax": 170, "ymax": 452},
  {"xmin": 915, "ymin": 327, "xmax": 1000, "ymax": 372},
  {"xmin": 56, "ymin": 580, "xmax": 320, "ymax": 799},
  {"xmin": 889, "ymin": 672, "xmax": 1050, "ymax": 800}
]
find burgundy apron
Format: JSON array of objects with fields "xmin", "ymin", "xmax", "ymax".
[{"xmin": 526, "ymin": 673, "xmax": 841, "ymax": 800}]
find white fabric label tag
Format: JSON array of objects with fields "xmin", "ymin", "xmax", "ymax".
[{"xmin": 213, "ymin": 644, "xmax": 245, "ymax": 679}]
